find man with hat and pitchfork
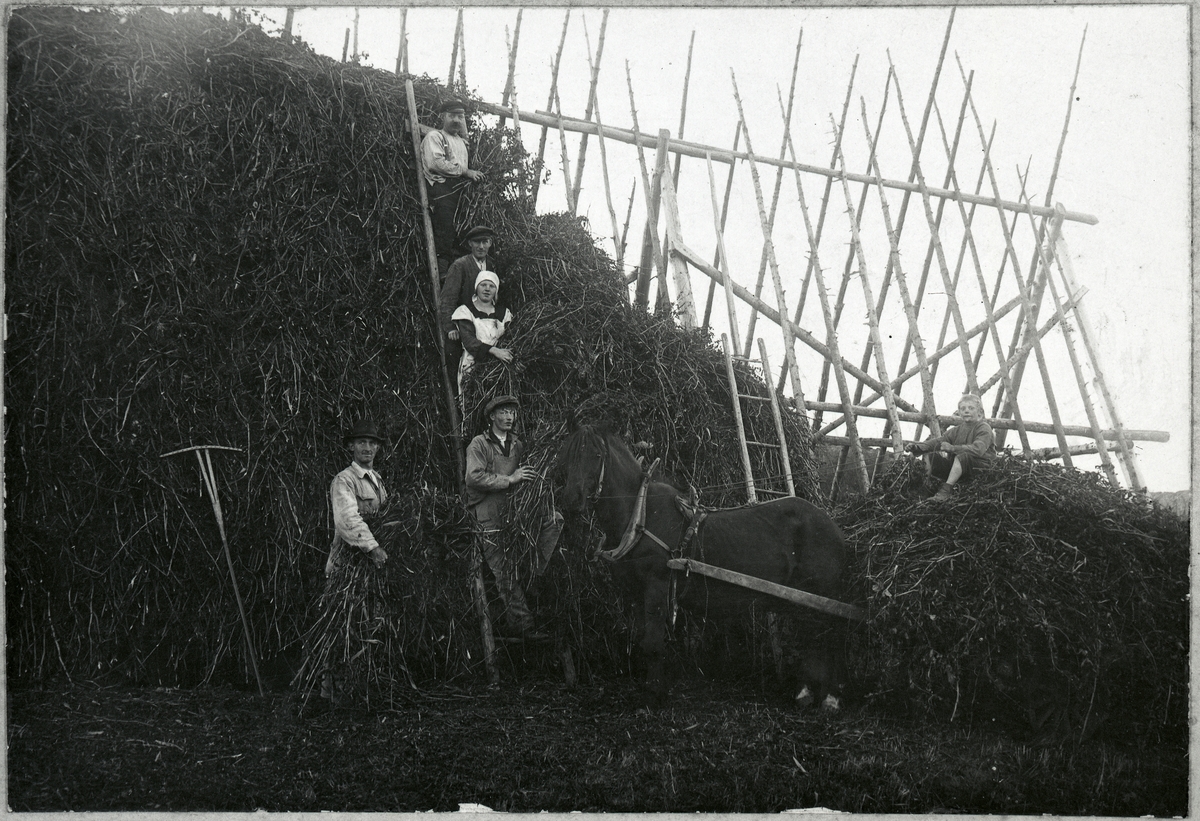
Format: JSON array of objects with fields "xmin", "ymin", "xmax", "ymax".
[
  {"xmin": 465, "ymin": 395, "xmax": 562, "ymax": 642},
  {"xmin": 420, "ymin": 97, "xmax": 483, "ymax": 274}
]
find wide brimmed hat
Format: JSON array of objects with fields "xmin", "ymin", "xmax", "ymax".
[
  {"xmin": 436, "ymin": 98, "xmax": 467, "ymax": 115},
  {"xmin": 462, "ymin": 225, "xmax": 495, "ymax": 243},
  {"xmin": 343, "ymin": 419, "xmax": 385, "ymax": 445},
  {"xmin": 484, "ymin": 395, "xmax": 520, "ymax": 416}
]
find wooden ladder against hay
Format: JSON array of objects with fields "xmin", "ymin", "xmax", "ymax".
[
  {"xmin": 721, "ymin": 335, "xmax": 796, "ymax": 504},
  {"xmin": 403, "ymin": 79, "xmax": 501, "ymax": 686}
]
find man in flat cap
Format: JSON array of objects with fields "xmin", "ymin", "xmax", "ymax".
[
  {"xmin": 437, "ymin": 224, "xmax": 498, "ymax": 394},
  {"xmin": 465, "ymin": 395, "xmax": 562, "ymax": 641},
  {"xmin": 421, "ymin": 98, "xmax": 483, "ymax": 273}
]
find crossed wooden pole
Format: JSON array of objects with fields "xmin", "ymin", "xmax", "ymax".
[{"xmin": 161, "ymin": 444, "xmax": 265, "ymax": 696}]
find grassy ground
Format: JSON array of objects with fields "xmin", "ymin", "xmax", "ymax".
[{"xmin": 7, "ymin": 677, "xmax": 1186, "ymax": 814}]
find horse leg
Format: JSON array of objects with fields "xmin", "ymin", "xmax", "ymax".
[
  {"xmin": 641, "ymin": 577, "xmax": 669, "ymax": 703},
  {"xmin": 795, "ymin": 616, "xmax": 845, "ymax": 712}
]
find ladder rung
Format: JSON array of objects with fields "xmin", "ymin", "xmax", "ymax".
[
  {"xmin": 755, "ymin": 489, "xmax": 789, "ymax": 497},
  {"xmin": 745, "ymin": 440, "xmax": 780, "ymax": 448},
  {"xmin": 737, "ymin": 394, "xmax": 771, "ymax": 402}
]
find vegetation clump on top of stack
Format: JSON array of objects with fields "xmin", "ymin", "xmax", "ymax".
[
  {"xmin": 839, "ymin": 457, "xmax": 1187, "ymax": 742},
  {"xmin": 5, "ymin": 6, "xmax": 816, "ymax": 691}
]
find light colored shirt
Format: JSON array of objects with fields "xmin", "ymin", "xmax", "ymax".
[
  {"xmin": 326, "ymin": 462, "xmax": 387, "ymax": 575},
  {"xmin": 420, "ymin": 129, "xmax": 469, "ymax": 186}
]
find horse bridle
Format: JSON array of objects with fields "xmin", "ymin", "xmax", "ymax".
[{"xmin": 587, "ymin": 448, "xmax": 607, "ymax": 505}]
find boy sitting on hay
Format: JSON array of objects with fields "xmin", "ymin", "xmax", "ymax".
[{"xmin": 905, "ymin": 393, "xmax": 996, "ymax": 501}]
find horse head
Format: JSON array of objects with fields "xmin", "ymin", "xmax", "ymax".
[{"xmin": 553, "ymin": 425, "xmax": 608, "ymax": 515}]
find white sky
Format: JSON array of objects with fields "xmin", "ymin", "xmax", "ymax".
[{"xmin": 225, "ymin": 4, "xmax": 1189, "ymax": 492}]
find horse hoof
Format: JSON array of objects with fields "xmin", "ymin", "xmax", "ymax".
[
  {"xmin": 794, "ymin": 686, "xmax": 814, "ymax": 709},
  {"xmin": 820, "ymin": 694, "xmax": 841, "ymax": 713}
]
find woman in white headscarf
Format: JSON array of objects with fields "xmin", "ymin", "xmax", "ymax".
[{"xmin": 450, "ymin": 269, "xmax": 514, "ymax": 396}]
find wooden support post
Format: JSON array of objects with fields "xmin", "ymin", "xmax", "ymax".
[
  {"xmin": 780, "ymin": 56, "xmax": 859, "ymax": 400},
  {"xmin": 702, "ymin": 124, "xmax": 741, "ymax": 332},
  {"xmin": 456, "ymin": 14, "xmax": 467, "ymax": 89},
  {"xmin": 620, "ymin": 180, "xmax": 636, "ymax": 277},
  {"xmin": 531, "ymin": 10, "xmax": 571, "ymax": 209},
  {"xmin": 814, "ymin": 66, "xmax": 890, "ymax": 431},
  {"xmin": 627, "ymin": 63, "xmax": 665, "ymax": 312},
  {"xmin": 572, "ymin": 11, "xmax": 609, "ymax": 207},
  {"xmin": 672, "ymin": 240, "xmax": 919, "ymax": 412},
  {"xmin": 847, "ymin": 14, "xmax": 955, "ymax": 415},
  {"xmin": 830, "ymin": 114, "xmax": 906, "ymax": 457},
  {"xmin": 660, "ymin": 167, "xmax": 697, "ymax": 328},
  {"xmin": 1050, "ymin": 210, "xmax": 1143, "ymax": 488},
  {"xmin": 986, "ymin": 31, "xmax": 1086, "ymax": 436},
  {"xmin": 352, "ymin": 7, "xmax": 360, "ymax": 64},
  {"xmin": 859, "ymin": 96, "xmax": 941, "ymax": 441},
  {"xmin": 730, "ymin": 71, "xmax": 807, "ymax": 414},
  {"xmin": 447, "ymin": 8, "xmax": 463, "ymax": 85},
  {"xmin": 590, "ymin": 93, "xmax": 623, "ymax": 278},
  {"xmin": 394, "ymin": 9, "xmax": 409, "ymax": 75},
  {"xmin": 889, "ymin": 62, "xmax": 980, "ymax": 395},
  {"xmin": 744, "ymin": 30, "xmax": 804, "ymax": 359},
  {"xmin": 780, "ymin": 121, "xmax": 871, "ymax": 492},
  {"xmin": 552, "ymin": 84, "xmax": 576, "ymax": 215},
  {"xmin": 722, "ymin": 334, "xmax": 758, "ymax": 504},
  {"xmin": 959, "ymin": 75, "xmax": 1074, "ymax": 466},
  {"xmin": 498, "ymin": 10, "xmax": 522, "ymax": 126},
  {"xmin": 671, "ymin": 31, "xmax": 697, "ymax": 188},
  {"xmin": 705, "ymin": 153, "xmax": 743, "ymax": 355},
  {"xmin": 341, "ymin": 27, "xmax": 350, "ymax": 63},
  {"xmin": 650, "ymin": 130, "xmax": 673, "ymax": 315},
  {"xmin": 282, "ymin": 7, "xmax": 294, "ymax": 43},
  {"xmin": 1016, "ymin": 178, "xmax": 1119, "ymax": 485},
  {"xmin": 929, "ymin": 91, "xmax": 1032, "ymax": 452}
]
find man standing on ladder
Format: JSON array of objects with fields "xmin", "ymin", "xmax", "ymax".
[
  {"xmin": 420, "ymin": 98, "xmax": 483, "ymax": 275},
  {"xmin": 437, "ymin": 225, "xmax": 498, "ymax": 396},
  {"xmin": 465, "ymin": 395, "xmax": 562, "ymax": 642}
]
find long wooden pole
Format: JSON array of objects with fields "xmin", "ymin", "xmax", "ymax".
[
  {"xmin": 889, "ymin": 62, "xmax": 979, "ymax": 396},
  {"xmin": 731, "ymin": 70, "xmax": 807, "ymax": 413},
  {"xmin": 781, "ymin": 119, "xmax": 871, "ymax": 491},
  {"xmin": 705, "ymin": 153, "xmax": 743, "ymax": 355},
  {"xmin": 860, "ymin": 96, "xmax": 941, "ymax": 440},
  {"xmin": 757, "ymin": 339, "xmax": 796, "ymax": 497},
  {"xmin": 650, "ymin": 130, "xmax": 673, "ymax": 315},
  {"xmin": 531, "ymin": 10, "xmax": 571, "ymax": 209},
  {"xmin": 961, "ymin": 82, "xmax": 1074, "ymax": 466},
  {"xmin": 552, "ymin": 84, "xmax": 576, "ymax": 215},
  {"xmin": 831, "ymin": 114, "xmax": 905, "ymax": 456},
  {"xmin": 702, "ymin": 124, "xmax": 742, "ymax": 331},
  {"xmin": 744, "ymin": 30, "xmax": 804, "ymax": 358},
  {"xmin": 660, "ymin": 166, "xmax": 697, "ymax": 327},
  {"xmin": 1016, "ymin": 176, "xmax": 1118, "ymax": 485},
  {"xmin": 627, "ymin": 63, "xmax": 665, "ymax": 312},
  {"xmin": 473, "ymin": 101, "xmax": 1098, "ymax": 225},
  {"xmin": 990, "ymin": 30, "xmax": 1087, "ymax": 435},
  {"xmin": 722, "ymin": 334, "xmax": 757, "ymax": 504},
  {"xmin": 671, "ymin": 30, "xmax": 697, "ymax": 188},
  {"xmin": 671, "ymin": 240, "xmax": 918, "ymax": 412},
  {"xmin": 572, "ymin": 10, "xmax": 609, "ymax": 207},
  {"xmin": 394, "ymin": 9, "xmax": 407, "ymax": 75},
  {"xmin": 779, "ymin": 56, "xmax": 859, "ymax": 399},
  {"xmin": 447, "ymin": 8, "xmax": 463, "ymax": 86},
  {"xmin": 497, "ymin": 10, "xmax": 522, "ymax": 127},
  {"xmin": 1050, "ymin": 211, "xmax": 1143, "ymax": 488},
  {"xmin": 814, "ymin": 66, "xmax": 891, "ymax": 432},
  {"xmin": 821, "ymin": 287, "xmax": 1084, "ymax": 436},
  {"xmin": 930, "ymin": 91, "xmax": 1032, "ymax": 452}
]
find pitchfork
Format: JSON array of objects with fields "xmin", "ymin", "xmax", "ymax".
[{"xmin": 160, "ymin": 444, "xmax": 264, "ymax": 696}]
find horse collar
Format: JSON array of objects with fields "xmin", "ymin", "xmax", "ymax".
[{"xmin": 596, "ymin": 458, "xmax": 670, "ymax": 562}]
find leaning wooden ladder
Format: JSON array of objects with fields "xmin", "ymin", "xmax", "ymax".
[{"xmin": 721, "ymin": 334, "xmax": 796, "ymax": 503}]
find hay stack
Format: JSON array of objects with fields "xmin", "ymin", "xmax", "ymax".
[
  {"xmin": 840, "ymin": 458, "xmax": 1188, "ymax": 741},
  {"xmin": 5, "ymin": 6, "xmax": 817, "ymax": 693}
]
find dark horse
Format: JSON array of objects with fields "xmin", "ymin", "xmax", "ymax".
[{"xmin": 554, "ymin": 424, "xmax": 853, "ymax": 710}]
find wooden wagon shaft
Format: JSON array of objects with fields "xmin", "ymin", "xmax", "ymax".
[
  {"xmin": 671, "ymin": 240, "xmax": 918, "ymax": 413},
  {"xmin": 472, "ymin": 101, "xmax": 1098, "ymax": 226},
  {"xmin": 805, "ymin": 401, "xmax": 1168, "ymax": 442},
  {"xmin": 667, "ymin": 559, "xmax": 866, "ymax": 622}
]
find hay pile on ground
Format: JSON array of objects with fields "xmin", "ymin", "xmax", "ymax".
[
  {"xmin": 5, "ymin": 6, "xmax": 816, "ymax": 695},
  {"xmin": 839, "ymin": 457, "xmax": 1188, "ymax": 742}
]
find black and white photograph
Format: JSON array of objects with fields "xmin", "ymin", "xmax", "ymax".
[{"xmin": 4, "ymin": 2, "xmax": 1191, "ymax": 813}]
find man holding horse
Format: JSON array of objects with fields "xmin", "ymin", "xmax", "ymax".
[
  {"xmin": 465, "ymin": 394, "xmax": 561, "ymax": 642},
  {"xmin": 905, "ymin": 393, "xmax": 997, "ymax": 501}
]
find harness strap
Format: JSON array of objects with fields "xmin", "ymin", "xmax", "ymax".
[{"xmin": 596, "ymin": 458, "xmax": 664, "ymax": 562}]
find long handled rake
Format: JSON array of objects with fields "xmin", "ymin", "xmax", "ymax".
[{"xmin": 161, "ymin": 444, "xmax": 265, "ymax": 696}]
